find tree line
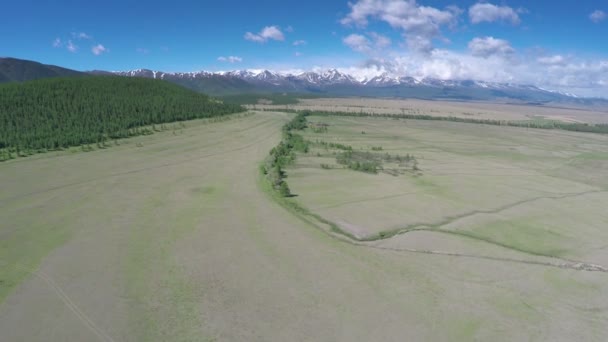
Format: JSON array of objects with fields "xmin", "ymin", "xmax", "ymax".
[
  {"xmin": 0, "ymin": 76, "xmax": 245, "ymax": 159},
  {"xmin": 262, "ymin": 112, "xmax": 310, "ymax": 197},
  {"xmin": 271, "ymin": 109, "xmax": 608, "ymax": 135}
]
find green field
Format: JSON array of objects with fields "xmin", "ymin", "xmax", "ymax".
[
  {"xmin": 1, "ymin": 111, "xmax": 608, "ymax": 341},
  {"xmin": 287, "ymin": 115, "xmax": 608, "ymax": 259}
]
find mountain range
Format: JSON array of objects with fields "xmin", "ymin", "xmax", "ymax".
[
  {"xmin": 99, "ymin": 67, "xmax": 603, "ymax": 105},
  {"xmin": 1, "ymin": 57, "xmax": 606, "ymax": 105}
]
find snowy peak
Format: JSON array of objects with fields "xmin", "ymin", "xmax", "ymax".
[
  {"xmin": 319, "ymin": 69, "xmax": 358, "ymax": 84},
  {"xmin": 112, "ymin": 69, "xmax": 215, "ymax": 80},
  {"xmin": 108, "ymin": 68, "xmax": 582, "ymax": 100},
  {"xmin": 293, "ymin": 69, "xmax": 357, "ymax": 85},
  {"xmin": 364, "ymin": 73, "xmax": 400, "ymax": 86},
  {"xmin": 297, "ymin": 71, "xmax": 322, "ymax": 84}
]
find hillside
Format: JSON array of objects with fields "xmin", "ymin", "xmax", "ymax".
[
  {"xmin": 0, "ymin": 76, "xmax": 244, "ymax": 157},
  {"xmin": 0, "ymin": 57, "xmax": 83, "ymax": 83}
]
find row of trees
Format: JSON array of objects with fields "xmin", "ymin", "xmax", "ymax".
[
  {"xmin": 0, "ymin": 76, "xmax": 245, "ymax": 158},
  {"xmin": 332, "ymin": 148, "xmax": 419, "ymax": 174},
  {"xmin": 274, "ymin": 109, "xmax": 608, "ymax": 135},
  {"xmin": 263, "ymin": 112, "xmax": 310, "ymax": 197},
  {"xmin": 336, "ymin": 150, "xmax": 380, "ymax": 174}
]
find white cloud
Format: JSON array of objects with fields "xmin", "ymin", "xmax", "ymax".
[
  {"xmin": 72, "ymin": 32, "xmax": 92, "ymax": 40},
  {"xmin": 344, "ymin": 32, "xmax": 392, "ymax": 54},
  {"xmin": 369, "ymin": 32, "xmax": 391, "ymax": 48},
  {"xmin": 590, "ymin": 10, "xmax": 606, "ymax": 23},
  {"xmin": 468, "ymin": 36, "xmax": 514, "ymax": 58},
  {"xmin": 66, "ymin": 40, "xmax": 78, "ymax": 53},
  {"xmin": 469, "ymin": 3, "xmax": 521, "ymax": 25},
  {"xmin": 537, "ymin": 55, "xmax": 567, "ymax": 66},
  {"xmin": 343, "ymin": 34, "xmax": 372, "ymax": 53},
  {"xmin": 327, "ymin": 50, "xmax": 608, "ymax": 97},
  {"xmin": 91, "ymin": 44, "xmax": 108, "ymax": 55},
  {"xmin": 293, "ymin": 40, "xmax": 307, "ymax": 46},
  {"xmin": 217, "ymin": 56, "xmax": 243, "ymax": 63},
  {"xmin": 244, "ymin": 25, "xmax": 285, "ymax": 43},
  {"xmin": 53, "ymin": 32, "xmax": 97, "ymax": 52},
  {"xmin": 341, "ymin": 0, "xmax": 460, "ymax": 54},
  {"xmin": 295, "ymin": 52, "xmax": 303, "ymax": 57},
  {"xmin": 244, "ymin": 32, "xmax": 265, "ymax": 43},
  {"xmin": 136, "ymin": 48, "xmax": 150, "ymax": 54}
]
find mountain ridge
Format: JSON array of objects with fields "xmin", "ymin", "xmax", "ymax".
[
  {"xmin": 0, "ymin": 57, "xmax": 84, "ymax": 82},
  {"xmin": 1, "ymin": 57, "xmax": 605, "ymax": 105},
  {"xmin": 101, "ymin": 69, "xmax": 589, "ymax": 101}
]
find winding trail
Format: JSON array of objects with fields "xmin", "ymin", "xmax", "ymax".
[
  {"xmin": 10, "ymin": 263, "xmax": 116, "ymax": 342},
  {"xmin": 370, "ymin": 189, "xmax": 607, "ymax": 240},
  {"xmin": 366, "ymin": 243, "xmax": 608, "ymax": 273},
  {"xmin": 287, "ymin": 205, "xmax": 608, "ymax": 273}
]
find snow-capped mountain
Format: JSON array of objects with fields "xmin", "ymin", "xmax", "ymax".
[
  {"xmin": 112, "ymin": 69, "xmax": 214, "ymax": 80},
  {"xmin": 111, "ymin": 67, "xmax": 550, "ymax": 91},
  {"xmin": 2, "ymin": 56, "xmax": 600, "ymax": 104},
  {"xmin": 98, "ymin": 67, "xmax": 595, "ymax": 103},
  {"xmin": 110, "ymin": 68, "xmax": 360, "ymax": 86},
  {"xmin": 364, "ymin": 73, "xmax": 403, "ymax": 86}
]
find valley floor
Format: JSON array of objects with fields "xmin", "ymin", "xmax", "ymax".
[
  {"xmin": 252, "ymin": 97, "xmax": 608, "ymax": 124},
  {"xmin": 0, "ymin": 111, "xmax": 607, "ymax": 341}
]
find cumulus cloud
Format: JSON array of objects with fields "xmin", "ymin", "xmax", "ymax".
[
  {"xmin": 468, "ymin": 36, "xmax": 514, "ymax": 58},
  {"xmin": 537, "ymin": 55, "xmax": 567, "ymax": 66},
  {"xmin": 469, "ymin": 3, "xmax": 521, "ymax": 25},
  {"xmin": 529, "ymin": 60, "xmax": 608, "ymax": 97},
  {"xmin": 341, "ymin": 0, "xmax": 460, "ymax": 54},
  {"xmin": 293, "ymin": 40, "xmax": 307, "ymax": 46},
  {"xmin": 72, "ymin": 32, "xmax": 92, "ymax": 40},
  {"xmin": 244, "ymin": 26, "xmax": 285, "ymax": 43},
  {"xmin": 369, "ymin": 32, "xmax": 392, "ymax": 48},
  {"xmin": 343, "ymin": 33, "xmax": 372, "ymax": 53},
  {"xmin": 66, "ymin": 40, "xmax": 78, "ymax": 53},
  {"xmin": 53, "ymin": 32, "xmax": 101, "ymax": 53},
  {"xmin": 590, "ymin": 10, "xmax": 606, "ymax": 23},
  {"xmin": 343, "ymin": 32, "xmax": 393, "ymax": 54},
  {"xmin": 217, "ymin": 56, "xmax": 243, "ymax": 63},
  {"xmin": 328, "ymin": 50, "xmax": 608, "ymax": 97},
  {"xmin": 91, "ymin": 44, "xmax": 108, "ymax": 55}
]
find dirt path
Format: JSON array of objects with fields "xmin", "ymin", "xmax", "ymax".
[{"xmin": 10, "ymin": 263, "xmax": 116, "ymax": 342}]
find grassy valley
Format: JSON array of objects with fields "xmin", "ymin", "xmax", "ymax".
[{"xmin": 0, "ymin": 61, "xmax": 607, "ymax": 341}]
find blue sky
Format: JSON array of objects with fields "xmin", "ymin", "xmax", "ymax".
[{"xmin": 2, "ymin": 0, "xmax": 607, "ymax": 95}]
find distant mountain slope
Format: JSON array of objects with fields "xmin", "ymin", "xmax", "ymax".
[
  {"xmin": 1, "ymin": 57, "xmax": 606, "ymax": 105},
  {"xmin": 0, "ymin": 57, "xmax": 83, "ymax": 82},
  {"xmin": 109, "ymin": 68, "xmax": 608, "ymax": 105},
  {"xmin": 89, "ymin": 69, "xmax": 256, "ymax": 95},
  {"xmin": 0, "ymin": 76, "xmax": 244, "ymax": 155}
]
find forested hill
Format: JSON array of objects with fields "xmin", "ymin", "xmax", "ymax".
[
  {"xmin": 0, "ymin": 76, "xmax": 245, "ymax": 157},
  {"xmin": 0, "ymin": 57, "xmax": 83, "ymax": 83}
]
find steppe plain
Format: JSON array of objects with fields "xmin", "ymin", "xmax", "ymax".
[{"xmin": 1, "ymin": 102, "xmax": 608, "ymax": 341}]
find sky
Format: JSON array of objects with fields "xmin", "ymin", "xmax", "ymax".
[{"xmin": 2, "ymin": 0, "xmax": 608, "ymax": 97}]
